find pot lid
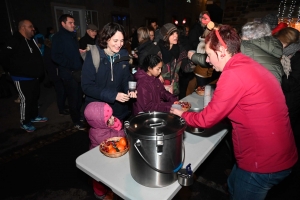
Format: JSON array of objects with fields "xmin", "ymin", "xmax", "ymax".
[{"xmin": 124, "ymin": 112, "xmax": 186, "ymax": 139}]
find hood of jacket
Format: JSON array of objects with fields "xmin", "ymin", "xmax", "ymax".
[
  {"xmin": 241, "ymin": 36, "xmax": 282, "ymax": 59},
  {"xmin": 84, "ymin": 102, "xmax": 111, "ymax": 129},
  {"xmin": 84, "ymin": 102, "xmax": 122, "ymax": 131},
  {"xmin": 241, "ymin": 36, "xmax": 284, "ymax": 83},
  {"xmin": 134, "ymin": 68, "xmax": 157, "ymax": 83}
]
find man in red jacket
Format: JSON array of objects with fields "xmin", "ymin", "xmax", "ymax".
[{"xmin": 171, "ymin": 25, "xmax": 298, "ymax": 200}]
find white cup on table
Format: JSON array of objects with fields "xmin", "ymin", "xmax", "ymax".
[{"xmin": 203, "ymin": 85, "xmax": 212, "ymax": 108}]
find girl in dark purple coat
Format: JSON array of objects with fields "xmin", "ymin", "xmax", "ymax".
[
  {"xmin": 133, "ymin": 54, "xmax": 178, "ymax": 115},
  {"xmin": 84, "ymin": 102, "xmax": 125, "ymax": 199}
]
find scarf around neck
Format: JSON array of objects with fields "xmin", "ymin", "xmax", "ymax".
[
  {"xmin": 283, "ymin": 42, "xmax": 300, "ymax": 56},
  {"xmin": 158, "ymin": 40, "xmax": 180, "ymax": 64}
]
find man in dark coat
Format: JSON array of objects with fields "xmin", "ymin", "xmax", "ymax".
[
  {"xmin": 5, "ymin": 19, "xmax": 47, "ymax": 132},
  {"xmin": 51, "ymin": 14, "xmax": 85, "ymax": 130},
  {"xmin": 188, "ymin": 11, "xmax": 210, "ymax": 50},
  {"xmin": 79, "ymin": 24, "xmax": 98, "ymax": 50}
]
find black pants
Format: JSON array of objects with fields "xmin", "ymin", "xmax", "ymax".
[
  {"xmin": 52, "ymin": 78, "xmax": 67, "ymax": 112},
  {"xmin": 14, "ymin": 79, "xmax": 40, "ymax": 124},
  {"xmin": 62, "ymin": 78, "xmax": 83, "ymax": 124}
]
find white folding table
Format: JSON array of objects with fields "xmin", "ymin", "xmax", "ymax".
[{"xmin": 76, "ymin": 92, "xmax": 228, "ymax": 200}]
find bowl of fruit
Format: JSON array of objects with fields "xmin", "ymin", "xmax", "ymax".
[
  {"xmin": 99, "ymin": 137, "xmax": 129, "ymax": 158},
  {"xmin": 195, "ymin": 86, "xmax": 205, "ymax": 96}
]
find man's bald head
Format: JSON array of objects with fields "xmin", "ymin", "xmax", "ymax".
[{"xmin": 18, "ymin": 20, "xmax": 35, "ymax": 39}]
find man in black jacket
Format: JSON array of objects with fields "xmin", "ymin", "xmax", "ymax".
[
  {"xmin": 188, "ymin": 11, "xmax": 210, "ymax": 50},
  {"xmin": 5, "ymin": 19, "xmax": 48, "ymax": 132},
  {"xmin": 79, "ymin": 24, "xmax": 98, "ymax": 50},
  {"xmin": 51, "ymin": 14, "xmax": 85, "ymax": 130}
]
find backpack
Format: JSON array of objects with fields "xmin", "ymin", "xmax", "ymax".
[{"xmin": 81, "ymin": 44, "xmax": 101, "ymax": 72}]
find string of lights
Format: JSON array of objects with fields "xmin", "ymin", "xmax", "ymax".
[
  {"xmin": 287, "ymin": 0, "xmax": 296, "ymax": 22},
  {"xmin": 277, "ymin": 0, "xmax": 288, "ymax": 21}
]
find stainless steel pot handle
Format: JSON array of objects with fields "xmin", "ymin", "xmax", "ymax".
[{"xmin": 134, "ymin": 140, "xmax": 185, "ymax": 174}]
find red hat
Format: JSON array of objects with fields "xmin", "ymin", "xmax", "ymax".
[{"xmin": 272, "ymin": 22, "xmax": 288, "ymax": 35}]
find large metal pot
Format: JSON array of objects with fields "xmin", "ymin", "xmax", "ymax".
[{"xmin": 124, "ymin": 112, "xmax": 186, "ymax": 188}]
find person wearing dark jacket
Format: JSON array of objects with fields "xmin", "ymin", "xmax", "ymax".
[
  {"xmin": 274, "ymin": 27, "xmax": 300, "ymax": 134},
  {"xmin": 79, "ymin": 24, "xmax": 98, "ymax": 50},
  {"xmin": 135, "ymin": 27, "xmax": 161, "ymax": 66},
  {"xmin": 44, "ymin": 39, "xmax": 68, "ymax": 115},
  {"xmin": 188, "ymin": 11, "xmax": 210, "ymax": 50},
  {"xmin": 81, "ymin": 22, "xmax": 137, "ymax": 122},
  {"xmin": 133, "ymin": 54, "xmax": 177, "ymax": 115},
  {"xmin": 51, "ymin": 14, "xmax": 84, "ymax": 130},
  {"xmin": 241, "ymin": 22, "xmax": 284, "ymax": 83},
  {"xmin": 177, "ymin": 25, "xmax": 194, "ymax": 99},
  {"xmin": 5, "ymin": 19, "xmax": 47, "ymax": 132}
]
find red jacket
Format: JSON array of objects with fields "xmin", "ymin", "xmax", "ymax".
[{"xmin": 182, "ymin": 53, "xmax": 298, "ymax": 173}]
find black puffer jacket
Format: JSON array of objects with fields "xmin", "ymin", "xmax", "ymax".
[
  {"xmin": 241, "ymin": 36, "xmax": 284, "ymax": 83},
  {"xmin": 282, "ymin": 51, "xmax": 300, "ymax": 125}
]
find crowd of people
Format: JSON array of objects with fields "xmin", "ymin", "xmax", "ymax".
[{"xmin": 3, "ymin": 11, "xmax": 300, "ymax": 200}]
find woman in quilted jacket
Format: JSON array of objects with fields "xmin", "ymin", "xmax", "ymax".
[{"xmin": 240, "ymin": 21, "xmax": 284, "ymax": 83}]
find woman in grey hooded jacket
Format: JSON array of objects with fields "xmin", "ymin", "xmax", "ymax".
[{"xmin": 240, "ymin": 22, "xmax": 284, "ymax": 83}]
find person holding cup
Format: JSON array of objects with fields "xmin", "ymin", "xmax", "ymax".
[{"xmin": 82, "ymin": 22, "xmax": 137, "ymax": 121}]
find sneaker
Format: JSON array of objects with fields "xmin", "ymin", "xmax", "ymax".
[
  {"xmin": 31, "ymin": 116, "xmax": 48, "ymax": 123},
  {"xmin": 74, "ymin": 122, "xmax": 86, "ymax": 130},
  {"xmin": 59, "ymin": 110, "xmax": 69, "ymax": 116},
  {"xmin": 20, "ymin": 122, "xmax": 36, "ymax": 132}
]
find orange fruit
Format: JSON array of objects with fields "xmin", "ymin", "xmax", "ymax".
[
  {"xmin": 106, "ymin": 144, "xmax": 113, "ymax": 152},
  {"xmin": 117, "ymin": 143, "xmax": 125, "ymax": 152},
  {"xmin": 118, "ymin": 137, "xmax": 127, "ymax": 147},
  {"xmin": 108, "ymin": 148, "xmax": 117, "ymax": 154}
]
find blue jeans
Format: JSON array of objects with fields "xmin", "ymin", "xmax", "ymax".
[{"xmin": 228, "ymin": 164, "xmax": 292, "ymax": 200}]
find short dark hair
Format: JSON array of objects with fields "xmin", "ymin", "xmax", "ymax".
[
  {"xmin": 205, "ymin": 25, "xmax": 241, "ymax": 55},
  {"xmin": 140, "ymin": 54, "xmax": 162, "ymax": 72},
  {"xmin": 58, "ymin": 14, "xmax": 74, "ymax": 24},
  {"xmin": 150, "ymin": 19, "xmax": 157, "ymax": 24},
  {"xmin": 98, "ymin": 22, "xmax": 126, "ymax": 49}
]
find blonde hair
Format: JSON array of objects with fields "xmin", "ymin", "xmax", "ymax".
[{"xmin": 137, "ymin": 27, "xmax": 150, "ymax": 44}]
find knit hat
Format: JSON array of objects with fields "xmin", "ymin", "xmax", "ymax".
[
  {"xmin": 160, "ymin": 23, "xmax": 177, "ymax": 41},
  {"xmin": 272, "ymin": 22, "xmax": 288, "ymax": 35},
  {"xmin": 261, "ymin": 14, "xmax": 278, "ymax": 30},
  {"xmin": 87, "ymin": 24, "xmax": 98, "ymax": 31}
]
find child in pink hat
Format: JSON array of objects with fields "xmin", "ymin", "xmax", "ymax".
[{"xmin": 84, "ymin": 102, "xmax": 125, "ymax": 199}]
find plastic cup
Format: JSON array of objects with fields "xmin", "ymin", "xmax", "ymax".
[{"xmin": 128, "ymin": 81, "xmax": 137, "ymax": 92}]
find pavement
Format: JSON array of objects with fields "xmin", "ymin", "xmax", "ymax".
[{"xmin": 0, "ymin": 75, "xmax": 299, "ymax": 200}]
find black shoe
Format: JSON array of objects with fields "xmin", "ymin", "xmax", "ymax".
[
  {"xmin": 74, "ymin": 122, "xmax": 86, "ymax": 130},
  {"xmin": 59, "ymin": 110, "xmax": 69, "ymax": 115}
]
